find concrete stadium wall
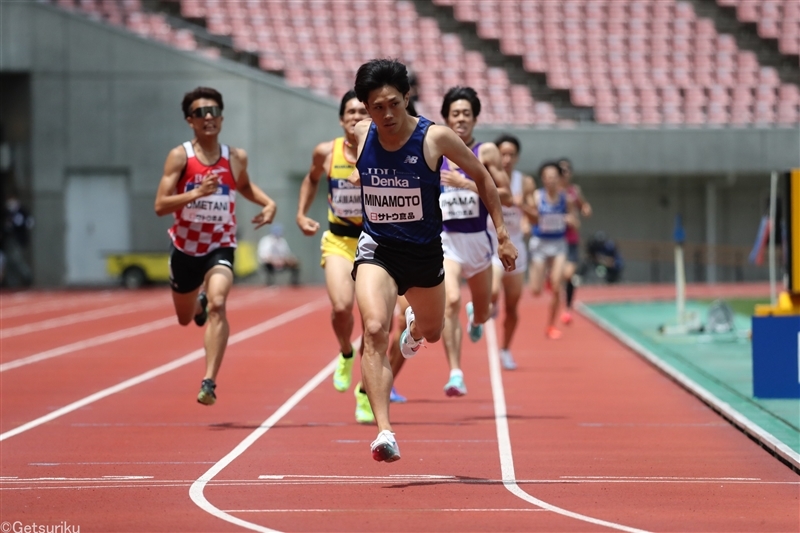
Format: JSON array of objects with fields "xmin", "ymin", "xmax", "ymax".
[{"xmin": 2, "ymin": 2, "xmax": 798, "ymax": 286}]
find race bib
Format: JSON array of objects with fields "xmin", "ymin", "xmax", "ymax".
[
  {"xmin": 440, "ymin": 187, "xmax": 479, "ymax": 221},
  {"xmin": 538, "ymin": 212, "xmax": 566, "ymax": 234},
  {"xmin": 182, "ymin": 183, "xmax": 233, "ymax": 224},
  {"xmin": 502, "ymin": 205, "xmax": 522, "ymax": 232},
  {"xmin": 330, "ymin": 179, "xmax": 362, "ymax": 218},
  {"xmin": 362, "ymin": 171, "xmax": 423, "ymax": 224}
]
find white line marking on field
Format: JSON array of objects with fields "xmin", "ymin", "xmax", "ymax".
[
  {"xmin": 1, "ymin": 289, "xmax": 277, "ymax": 372},
  {"xmin": 485, "ymin": 319, "xmax": 651, "ymax": 533},
  {"xmin": 0, "ymin": 298, "xmax": 327, "ymax": 442},
  {"xmin": 0, "ymin": 317, "xmax": 175, "ymax": 372},
  {"xmin": 577, "ymin": 303, "xmax": 800, "ymax": 471},
  {"xmin": 0, "ymin": 299, "xmax": 166, "ymax": 339},
  {"xmin": 189, "ymin": 355, "xmax": 341, "ymax": 533},
  {"xmin": 223, "ymin": 508, "xmax": 546, "ymax": 513}
]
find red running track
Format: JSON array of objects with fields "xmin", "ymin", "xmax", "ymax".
[{"xmin": 0, "ymin": 284, "xmax": 797, "ymax": 532}]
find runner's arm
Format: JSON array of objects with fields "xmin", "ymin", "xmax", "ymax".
[
  {"xmin": 154, "ymin": 146, "xmax": 216, "ymax": 216},
  {"xmin": 296, "ymin": 141, "xmax": 332, "ymax": 235},
  {"xmin": 520, "ymin": 175, "xmax": 538, "ymax": 224},
  {"xmin": 479, "ymin": 143, "xmax": 513, "ymax": 206}
]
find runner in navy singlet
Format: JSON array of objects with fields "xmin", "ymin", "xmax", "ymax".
[{"xmin": 350, "ymin": 59, "xmax": 518, "ymax": 463}]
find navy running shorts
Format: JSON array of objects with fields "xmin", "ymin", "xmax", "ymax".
[{"xmin": 352, "ymin": 233, "xmax": 444, "ymax": 296}]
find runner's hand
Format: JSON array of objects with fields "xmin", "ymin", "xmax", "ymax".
[
  {"xmin": 440, "ymin": 169, "xmax": 465, "ymax": 188},
  {"xmin": 346, "ymin": 169, "xmax": 361, "ymax": 186},
  {"xmin": 251, "ymin": 202, "xmax": 276, "ymax": 229},
  {"xmin": 296, "ymin": 214, "xmax": 320, "ymax": 236},
  {"xmin": 196, "ymin": 173, "xmax": 219, "ymax": 197},
  {"xmin": 497, "ymin": 238, "xmax": 518, "ymax": 272}
]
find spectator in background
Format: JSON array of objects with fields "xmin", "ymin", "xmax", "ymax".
[
  {"xmin": 586, "ymin": 231, "xmax": 623, "ymax": 283},
  {"xmin": 258, "ymin": 223, "xmax": 300, "ymax": 286},
  {"xmin": 2, "ymin": 193, "xmax": 34, "ymax": 287}
]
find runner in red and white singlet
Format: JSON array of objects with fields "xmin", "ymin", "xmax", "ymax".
[
  {"xmin": 155, "ymin": 87, "xmax": 276, "ymax": 407},
  {"xmin": 169, "ymin": 142, "xmax": 237, "ymax": 256}
]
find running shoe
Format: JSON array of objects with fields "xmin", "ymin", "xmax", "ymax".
[
  {"xmin": 370, "ymin": 430, "xmax": 401, "ymax": 462},
  {"xmin": 390, "ymin": 387, "xmax": 407, "ymax": 403},
  {"xmin": 332, "ymin": 349, "xmax": 354, "ymax": 392},
  {"xmin": 466, "ymin": 301, "xmax": 483, "ymax": 342},
  {"xmin": 400, "ymin": 306, "xmax": 422, "ymax": 358},
  {"xmin": 560, "ymin": 311, "xmax": 573, "ymax": 325},
  {"xmin": 194, "ymin": 292, "xmax": 208, "ymax": 327},
  {"xmin": 354, "ymin": 386, "xmax": 375, "ymax": 424},
  {"xmin": 444, "ymin": 374, "xmax": 467, "ymax": 397},
  {"xmin": 546, "ymin": 326, "xmax": 562, "ymax": 340},
  {"xmin": 197, "ymin": 378, "xmax": 216, "ymax": 405},
  {"xmin": 500, "ymin": 349, "xmax": 517, "ymax": 371}
]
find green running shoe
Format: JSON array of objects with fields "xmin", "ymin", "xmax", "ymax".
[
  {"xmin": 197, "ymin": 378, "xmax": 216, "ymax": 405},
  {"xmin": 354, "ymin": 386, "xmax": 375, "ymax": 424},
  {"xmin": 332, "ymin": 350, "xmax": 354, "ymax": 392}
]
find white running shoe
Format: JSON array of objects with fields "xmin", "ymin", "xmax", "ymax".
[
  {"xmin": 400, "ymin": 306, "xmax": 422, "ymax": 358},
  {"xmin": 500, "ymin": 349, "xmax": 517, "ymax": 370},
  {"xmin": 370, "ymin": 430, "xmax": 401, "ymax": 462}
]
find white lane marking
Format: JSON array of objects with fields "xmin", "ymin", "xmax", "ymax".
[
  {"xmin": 0, "ymin": 298, "xmax": 327, "ymax": 442},
  {"xmin": 0, "ymin": 289, "xmax": 281, "ymax": 372},
  {"xmin": 29, "ymin": 462, "xmax": 214, "ymax": 465},
  {"xmin": 0, "ymin": 317, "xmax": 175, "ymax": 372},
  {"xmin": 0, "ymin": 293, "xmax": 119, "ymax": 318},
  {"xmin": 257, "ymin": 474, "xmax": 455, "ymax": 480},
  {"xmin": 0, "ymin": 299, "xmax": 166, "ymax": 339},
  {"xmin": 577, "ymin": 303, "xmax": 800, "ymax": 471},
  {"xmin": 224, "ymin": 508, "xmax": 546, "ymax": 513},
  {"xmin": 189, "ymin": 356, "xmax": 341, "ymax": 533},
  {"xmin": 485, "ymin": 319, "xmax": 652, "ymax": 533}
]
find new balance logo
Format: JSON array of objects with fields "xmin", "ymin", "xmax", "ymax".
[{"xmin": 403, "ymin": 156, "xmax": 418, "ymax": 164}]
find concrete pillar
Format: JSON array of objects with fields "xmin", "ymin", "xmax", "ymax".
[{"xmin": 705, "ymin": 180, "xmax": 717, "ymax": 284}]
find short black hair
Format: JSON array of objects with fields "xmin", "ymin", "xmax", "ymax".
[
  {"xmin": 354, "ymin": 59, "xmax": 411, "ymax": 104},
  {"xmin": 339, "ymin": 90, "xmax": 358, "ymax": 118},
  {"xmin": 558, "ymin": 157, "xmax": 573, "ymax": 168},
  {"xmin": 182, "ymin": 87, "xmax": 223, "ymax": 118},
  {"xmin": 538, "ymin": 160, "xmax": 563, "ymax": 178},
  {"xmin": 494, "ymin": 134, "xmax": 521, "ymax": 153},
  {"xmin": 441, "ymin": 86, "xmax": 481, "ymax": 119}
]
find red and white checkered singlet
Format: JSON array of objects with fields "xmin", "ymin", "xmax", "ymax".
[{"xmin": 169, "ymin": 141, "xmax": 237, "ymax": 256}]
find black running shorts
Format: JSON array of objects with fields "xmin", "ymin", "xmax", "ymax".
[
  {"xmin": 352, "ymin": 233, "xmax": 444, "ymax": 296},
  {"xmin": 169, "ymin": 246, "xmax": 235, "ymax": 294}
]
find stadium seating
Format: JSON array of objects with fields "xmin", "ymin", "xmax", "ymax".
[
  {"xmin": 717, "ymin": 0, "xmax": 800, "ymax": 57},
  {"xmin": 54, "ymin": 0, "xmax": 209, "ymax": 54},
  {"xmin": 53, "ymin": 0, "xmax": 799, "ymax": 126},
  {"xmin": 435, "ymin": 0, "xmax": 799, "ymax": 126}
]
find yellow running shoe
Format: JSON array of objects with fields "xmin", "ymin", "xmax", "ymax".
[
  {"xmin": 332, "ymin": 349, "xmax": 354, "ymax": 392},
  {"xmin": 354, "ymin": 384, "xmax": 375, "ymax": 424}
]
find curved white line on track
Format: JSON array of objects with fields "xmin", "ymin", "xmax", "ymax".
[
  {"xmin": 485, "ymin": 319, "xmax": 652, "ymax": 533},
  {"xmin": 189, "ymin": 356, "xmax": 340, "ymax": 533},
  {"xmin": 0, "ymin": 298, "xmax": 327, "ymax": 442}
]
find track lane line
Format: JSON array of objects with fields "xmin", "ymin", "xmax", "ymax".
[
  {"xmin": 189, "ymin": 356, "xmax": 339, "ymax": 533},
  {"xmin": 577, "ymin": 302, "xmax": 800, "ymax": 472},
  {"xmin": 0, "ymin": 299, "xmax": 167, "ymax": 339},
  {"xmin": 485, "ymin": 319, "xmax": 652, "ymax": 533},
  {"xmin": 189, "ymin": 337, "xmax": 361, "ymax": 533},
  {"xmin": 0, "ymin": 298, "xmax": 327, "ymax": 442},
  {"xmin": 1, "ymin": 289, "xmax": 282, "ymax": 372}
]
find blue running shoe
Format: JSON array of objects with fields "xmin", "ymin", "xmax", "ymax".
[
  {"xmin": 466, "ymin": 301, "xmax": 483, "ymax": 342},
  {"xmin": 390, "ymin": 387, "xmax": 407, "ymax": 403},
  {"xmin": 444, "ymin": 374, "xmax": 467, "ymax": 397}
]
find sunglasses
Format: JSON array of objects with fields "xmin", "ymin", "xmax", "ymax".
[{"xmin": 189, "ymin": 106, "xmax": 222, "ymax": 119}]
